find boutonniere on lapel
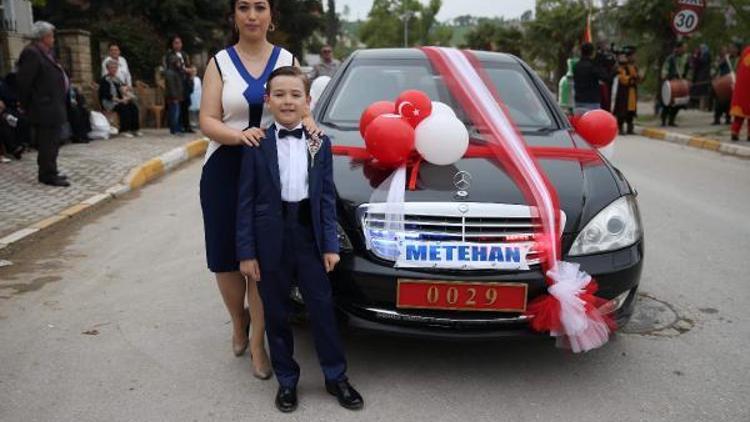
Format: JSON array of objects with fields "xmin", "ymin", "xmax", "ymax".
[{"xmin": 307, "ymin": 133, "xmax": 322, "ymax": 168}]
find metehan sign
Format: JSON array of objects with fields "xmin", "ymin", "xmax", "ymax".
[{"xmin": 395, "ymin": 241, "xmax": 532, "ymax": 270}]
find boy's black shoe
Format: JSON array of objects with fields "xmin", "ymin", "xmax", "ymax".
[
  {"xmin": 275, "ymin": 386, "xmax": 298, "ymax": 413},
  {"xmin": 731, "ymin": 134, "xmax": 739, "ymax": 142},
  {"xmin": 326, "ymin": 380, "xmax": 364, "ymax": 410}
]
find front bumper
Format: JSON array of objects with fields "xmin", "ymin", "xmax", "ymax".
[{"xmin": 329, "ymin": 241, "xmax": 643, "ymax": 339}]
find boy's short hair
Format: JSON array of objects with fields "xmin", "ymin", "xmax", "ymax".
[{"xmin": 266, "ymin": 66, "xmax": 310, "ymax": 96}]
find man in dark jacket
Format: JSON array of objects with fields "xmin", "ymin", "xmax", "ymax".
[
  {"xmin": 17, "ymin": 21, "xmax": 70, "ymax": 187},
  {"xmin": 573, "ymin": 43, "xmax": 608, "ymax": 115}
]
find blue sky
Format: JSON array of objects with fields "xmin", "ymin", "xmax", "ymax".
[{"xmin": 336, "ymin": 0, "xmax": 537, "ymax": 21}]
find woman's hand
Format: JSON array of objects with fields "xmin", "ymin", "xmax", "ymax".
[
  {"xmin": 240, "ymin": 259, "xmax": 261, "ymax": 282},
  {"xmin": 323, "ymin": 253, "xmax": 340, "ymax": 273},
  {"xmin": 237, "ymin": 127, "xmax": 266, "ymax": 147},
  {"xmin": 302, "ymin": 116, "xmax": 324, "ymax": 139}
]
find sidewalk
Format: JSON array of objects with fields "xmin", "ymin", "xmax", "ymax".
[
  {"xmin": 0, "ymin": 129, "xmax": 205, "ymax": 241},
  {"xmin": 634, "ymin": 101, "xmax": 750, "ymax": 157}
]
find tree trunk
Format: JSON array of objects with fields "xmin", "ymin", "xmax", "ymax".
[{"xmin": 326, "ymin": 0, "xmax": 338, "ymax": 47}]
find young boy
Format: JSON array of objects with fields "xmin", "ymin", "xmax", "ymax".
[{"xmin": 236, "ymin": 66, "xmax": 363, "ymax": 413}]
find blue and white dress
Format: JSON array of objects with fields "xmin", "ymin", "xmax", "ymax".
[{"xmin": 200, "ymin": 45, "xmax": 295, "ymax": 273}]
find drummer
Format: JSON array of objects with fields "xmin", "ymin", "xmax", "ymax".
[
  {"xmin": 712, "ymin": 44, "xmax": 740, "ymax": 125},
  {"xmin": 660, "ymin": 41, "xmax": 691, "ymax": 127}
]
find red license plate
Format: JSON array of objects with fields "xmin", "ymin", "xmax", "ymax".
[{"xmin": 397, "ymin": 279, "xmax": 527, "ymax": 312}]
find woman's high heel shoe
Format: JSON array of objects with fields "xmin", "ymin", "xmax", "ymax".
[
  {"xmin": 232, "ymin": 314, "xmax": 251, "ymax": 357},
  {"xmin": 250, "ymin": 347, "xmax": 273, "ymax": 380}
]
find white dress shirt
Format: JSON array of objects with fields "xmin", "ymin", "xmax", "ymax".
[
  {"xmin": 275, "ymin": 122, "xmax": 309, "ymax": 202},
  {"xmin": 101, "ymin": 56, "xmax": 133, "ymax": 87}
]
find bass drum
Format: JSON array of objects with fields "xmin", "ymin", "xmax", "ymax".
[
  {"xmin": 712, "ymin": 74, "xmax": 735, "ymax": 102},
  {"xmin": 662, "ymin": 79, "xmax": 691, "ymax": 106}
]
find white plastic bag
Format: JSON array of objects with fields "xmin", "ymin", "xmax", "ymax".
[{"xmin": 88, "ymin": 111, "xmax": 111, "ymax": 140}]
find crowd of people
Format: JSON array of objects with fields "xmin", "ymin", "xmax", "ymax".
[
  {"xmin": 560, "ymin": 39, "xmax": 749, "ymax": 142},
  {"xmin": 0, "ymin": 21, "xmax": 210, "ymax": 186}
]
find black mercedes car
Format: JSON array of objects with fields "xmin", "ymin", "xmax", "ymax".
[{"xmin": 309, "ymin": 48, "xmax": 644, "ymax": 339}]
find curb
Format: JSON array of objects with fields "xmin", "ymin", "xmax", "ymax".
[
  {"xmin": 634, "ymin": 126, "xmax": 750, "ymax": 158},
  {"xmin": 0, "ymin": 137, "xmax": 209, "ymax": 256}
]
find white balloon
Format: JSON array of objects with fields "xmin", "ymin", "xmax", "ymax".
[
  {"xmin": 415, "ymin": 114, "xmax": 469, "ymax": 166},
  {"xmin": 310, "ymin": 76, "xmax": 331, "ymax": 110},
  {"xmin": 431, "ymin": 101, "xmax": 456, "ymax": 117}
]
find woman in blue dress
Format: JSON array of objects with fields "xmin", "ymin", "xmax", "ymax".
[{"xmin": 199, "ymin": 0, "xmax": 321, "ymax": 379}]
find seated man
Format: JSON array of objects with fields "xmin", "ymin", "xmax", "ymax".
[
  {"xmin": 0, "ymin": 78, "xmax": 24, "ymax": 160},
  {"xmin": 2, "ymin": 73, "xmax": 32, "ymax": 148},
  {"xmin": 99, "ymin": 59, "xmax": 142, "ymax": 138}
]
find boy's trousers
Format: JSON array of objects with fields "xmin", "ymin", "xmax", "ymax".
[{"xmin": 258, "ymin": 200, "xmax": 347, "ymax": 388}]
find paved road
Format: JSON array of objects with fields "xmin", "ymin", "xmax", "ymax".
[{"xmin": 1, "ymin": 135, "xmax": 749, "ymax": 422}]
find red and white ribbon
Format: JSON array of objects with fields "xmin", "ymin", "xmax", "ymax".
[{"xmin": 421, "ymin": 47, "xmax": 612, "ymax": 352}]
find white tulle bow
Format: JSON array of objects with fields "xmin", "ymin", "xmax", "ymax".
[{"xmin": 547, "ymin": 261, "xmax": 611, "ymax": 353}]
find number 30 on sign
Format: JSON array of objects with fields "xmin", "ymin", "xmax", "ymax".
[{"xmin": 673, "ymin": 9, "xmax": 700, "ymax": 35}]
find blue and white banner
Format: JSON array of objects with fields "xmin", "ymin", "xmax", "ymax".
[{"xmin": 395, "ymin": 241, "xmax": 531, "ymax": 270}]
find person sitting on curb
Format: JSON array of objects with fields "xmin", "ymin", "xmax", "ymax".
[{"xmin": 99, "ymin": 59, "xmax": 142, "ymax": 138}]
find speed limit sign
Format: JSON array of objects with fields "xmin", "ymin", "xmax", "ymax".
[{"xmin": 672, "ymin": 9, "xmax": 700, "ymax": 35}]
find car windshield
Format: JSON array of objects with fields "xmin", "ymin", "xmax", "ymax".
[{"xmin": 322, "ymin": 59, "xmax": 556, "ymax": 133}]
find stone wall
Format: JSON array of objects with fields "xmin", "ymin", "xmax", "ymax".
[
  {"xmin": 55, "ymin": 29, "xmax": 95, "ymax": 106},
  {"xmin": 0, "ymin": 31, "xmax": 28, "ymax": 75}
]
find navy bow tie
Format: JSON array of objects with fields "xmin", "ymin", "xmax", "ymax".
[{"xmin": 278, "ymin": 128, "xmax": 304, "ymax": 139}]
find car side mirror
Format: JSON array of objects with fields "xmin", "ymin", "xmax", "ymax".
[{"xmin": 570, "ymin": 110, "xmax": 618, "ymax": 160}]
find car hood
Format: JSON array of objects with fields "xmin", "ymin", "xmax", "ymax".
[{"xmin": 327, "ymin": 126, "xmax": 626, "ymax": 234}]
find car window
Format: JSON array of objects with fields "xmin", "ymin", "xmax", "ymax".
[{"xmin": 323, "ymin": 59, "xmax": 555, "ymax": 131}]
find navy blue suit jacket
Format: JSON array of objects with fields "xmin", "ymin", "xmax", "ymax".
[{"xmin": 236, "ymin": 125, "xmax": 339, "ymax": 270}]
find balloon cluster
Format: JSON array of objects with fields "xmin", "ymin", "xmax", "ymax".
[{"xmin": 359, "ymin": 90, "xmax": 469, "ymax": 167}]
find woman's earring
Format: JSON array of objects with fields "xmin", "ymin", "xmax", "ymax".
[{"xmin": 269, "ymin": 23, "xmax": 276, "ymax": 32}]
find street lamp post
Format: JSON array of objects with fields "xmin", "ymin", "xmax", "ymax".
[{"xmin": 401, "ymin": 11, "xmax": 415, "ymax": 48}]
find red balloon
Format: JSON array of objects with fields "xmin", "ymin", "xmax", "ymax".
[
  {"xmin": 359, "ymin": 101, "xmax": 395, "ymax": 138},
  {"xmin": 364, "ymin": 114, "xmax": 415, "ymax": 167},
  {"xmin": 575, "ymin": 109, "xmax": 618, "ymax": 148},
  {"xmin": 396, "ymin": 90, "xmax": 433, "ymax": 127},
  {"xmin": 567, "ymin": 114, "xmax": 581, "ymax": 128}
]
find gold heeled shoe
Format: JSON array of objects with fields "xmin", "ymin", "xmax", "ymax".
[{"xmin": 250, "ymin": 347, "xmax": 273, "ymax": 380}]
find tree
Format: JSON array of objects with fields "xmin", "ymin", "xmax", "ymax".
[
  {"xmin": 359, "ymin": 0, "xmax": 450, "ymax": 48},
  {"xmin": 325, "ymin": 0, "xmax": 340, "ymax": 47},
  {"xmin": 453, "ymin": 15, "xmax": 476, "ymax": 27},
  {"xmin": 525, "ymin": 0, "xmax": 589, "ymax": 82},
  {"xmin": 33, "ymin": 0, "xmax": 325, "ymax": 78},
  {"xmin": 270, "ymin": 0, "xmax": 325, "ymax": 60},
  {"xmin": 464, "ymin": 19, "xmax": 524, "ymax": 57}
]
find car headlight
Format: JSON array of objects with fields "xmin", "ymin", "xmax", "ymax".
[{"xmin": 569, "ymin": 195, "xmax": 642, "ymax": 256}]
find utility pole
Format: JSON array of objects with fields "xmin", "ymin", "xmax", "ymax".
[{"xmin": 401, "ymin": 10, "xmax": 415, "ymax": 47}]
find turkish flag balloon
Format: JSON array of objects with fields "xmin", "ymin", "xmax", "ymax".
[
  {"xmin": 396, "ymin": 90, "xmax": 433, "ymax": 127},
  {"xmin": 364, "ymin": 114, "xmax": 415, "ymax": 167},
  {"xmin": 575, "ymin": 109, "xmax": 618, "ymax": 148},
  {"xmin": 359, "ymin": 101, "xmax": 396, "ymax": 138}
]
